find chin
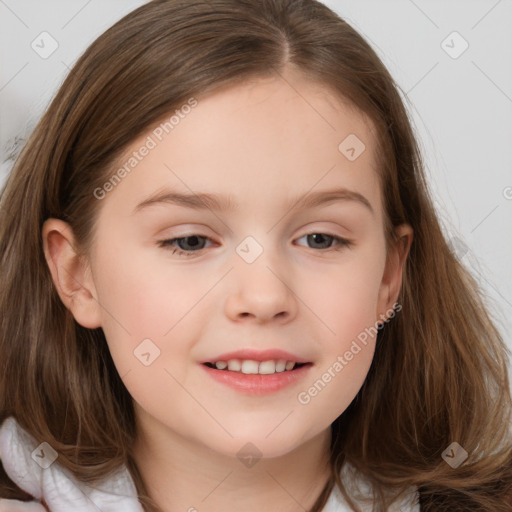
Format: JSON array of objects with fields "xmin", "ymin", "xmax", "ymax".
[{"xmin": 204, "ymin": 428, "xmax": 311, "ymax": 462}]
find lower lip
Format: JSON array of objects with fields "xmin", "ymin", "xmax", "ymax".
[{"xmin": 200, "ymin": 363, "xmax": 312, "ymax": 395}]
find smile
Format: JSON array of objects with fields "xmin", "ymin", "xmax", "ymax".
[
  {"xmin": 204, "ymin": 359, "xmax": 307, "ymax": 374},
  {"xmin": 201, "ymin": 361, "xmax": 313, "ymax": 395}
]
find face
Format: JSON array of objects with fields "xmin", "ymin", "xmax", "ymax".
[{"xmin": 48, "ymin": 67, "xmax": 409, "ymax": 460}]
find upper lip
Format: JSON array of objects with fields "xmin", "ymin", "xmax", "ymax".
[{"xmin": 201, "ymin": 349, "xmax": 311, "ymax": 364}]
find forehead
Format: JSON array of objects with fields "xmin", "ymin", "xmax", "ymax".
[{"xmin": 98, "ymin": 67, "xmax": 382, "ymax": 223}]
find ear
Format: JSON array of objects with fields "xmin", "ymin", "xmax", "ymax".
[
  {"xmin": 376, "ymin": 223, "xmax": 413, "ymax": 323},
  {"xmin": 42, "ymin": 218, "xmax": 102, "ymax": 329}
]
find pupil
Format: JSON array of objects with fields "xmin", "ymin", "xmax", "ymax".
[
  {"xmin": 180, "ymin": 236, "xmax": 203, "ymax": 251},
  {"xmin": 309, "ymin": 233, "xmax": 331, "ymax": 249}
]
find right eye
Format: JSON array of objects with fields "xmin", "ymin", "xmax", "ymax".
[{"xmin": 158, "ymin": 235, "xmax": 214, "ymax": 257}]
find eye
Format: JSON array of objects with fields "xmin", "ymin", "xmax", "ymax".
[
  {"xmin": 158, "ymin": 235, "xmax": 213, "ymax": 257},
  {"xmin": 158, "ymin": 233, "xmax": 352, "ymax": 257},
  {"xmin": 158, "ymin": 232, "xmax": 352, "ymax": 258},
  {"xmin": 295, "ymin": 232, "xmax": 352, "ymax": 251}
]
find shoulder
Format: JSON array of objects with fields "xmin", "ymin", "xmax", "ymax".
[{"xmin": 0, "ymin": 417, "xmax": 143, "ymax": 511}]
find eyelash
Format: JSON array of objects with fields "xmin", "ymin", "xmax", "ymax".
[{"xmin": 158, "ymin": 232, "xmax": 352, "ymax": 257}]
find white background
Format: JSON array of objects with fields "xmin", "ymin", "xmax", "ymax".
[{"xmin": 1, "ymin": 1, "xmax": 511, "ymax": 369}]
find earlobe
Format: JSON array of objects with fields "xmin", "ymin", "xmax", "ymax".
[
  {"xmin": 42, "ymin": 218, "xmax": 102, "ymax": 329},
  {"xmin": 377, "ymin": 224, "xmax": 413, "ymax": 321}
]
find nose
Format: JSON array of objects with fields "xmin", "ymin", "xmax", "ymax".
[{"xmin": 224, "ymin": 250, "xmax": 298, "ymax": 324}]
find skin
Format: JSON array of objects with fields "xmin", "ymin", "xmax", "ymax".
[{"xmin": 42, "ymin": 65, "xmax": 412, "ymax": 512}]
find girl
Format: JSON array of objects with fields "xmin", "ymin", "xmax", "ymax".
[{"xmin": 1, "ymin": 0, "xmax": 511, "ymax": 511}]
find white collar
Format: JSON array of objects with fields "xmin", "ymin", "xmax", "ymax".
[
  {"xmin": 321, "ymin": 469, "xmax": 420, "ymax": 511},
  {"xmin": 0, "ymin": 417, "xmax": 143, "ymax": 511},
  {"xmin": 0, "ymin": 417, "xmax": 419, "ymax": 511}
]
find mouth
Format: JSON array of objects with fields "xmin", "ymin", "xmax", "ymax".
[
  {"xmin": 203, "ymin": 360, "xmax": 312, "ymax": 375},
  {"xmin": 200, "ymin": 358, "xmax": 313, "ymax": 395}
]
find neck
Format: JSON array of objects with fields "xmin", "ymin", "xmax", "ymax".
[{"xmin": 132, "ymin": 409, "xmax": 332, "ymax": 512}]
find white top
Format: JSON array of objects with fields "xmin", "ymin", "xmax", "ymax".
[{"xmin": 0, "ymin": 417, "xmax": 419, "ymax": 511}]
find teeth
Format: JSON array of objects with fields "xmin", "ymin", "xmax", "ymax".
[
  {"xmin": 275, "ymin": 359, "xmax": 286, "ymax": 372},
  {"xmin": 210, "ymin": 359, "xmax": 301, "ymax": 374},
  {"xmin": 227, "ymin": 359, "xmax": 241, "ymax": 371},
  {"xmin": 241, "ymin": 360, "xmax": 259, "ymax": 374},
  {"xmin": 258, "ymin": 360, "xmax": 276, "ymax": 374}
]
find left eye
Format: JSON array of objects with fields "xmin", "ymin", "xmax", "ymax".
[
  {"xmin": 158, "ymin": 232, "xmax": 351, "ymax": 257},
  {"xmin": 295, "ymin": 233, "xmax": 351, "ymax": 250}
]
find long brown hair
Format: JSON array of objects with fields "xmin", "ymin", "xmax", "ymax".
[{"xmin": 1, "ymin": 1, "xmax": 511, "ymax": 510}]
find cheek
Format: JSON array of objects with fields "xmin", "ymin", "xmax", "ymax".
[
  {"xmin": 294, "ymin": 247, "xmax": 384, "ymax": 420},
  {"xmin": 304, "ymin": 247, "xmax": 385, "ymax": 341},
  {"xmin": 297, "ymin": 338, "xmax": 376, "ymax": 431},
  {"xmin": 295, "ymin": 293, "xmax": 380, "ymax": 429},
  {"xmin": 91, "ymin": 247, "xmax": 205, "ymax": 376},
  {"xmin": 92, "ymin": 254, "xmax": 208, "ymax": 421}
]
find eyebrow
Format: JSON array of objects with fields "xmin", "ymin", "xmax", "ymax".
[{"xmin": 132, "ymin": 187, "xmax": 374, "ymax": 216}]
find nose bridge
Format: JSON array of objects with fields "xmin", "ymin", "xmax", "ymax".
[{"xmin": 224, "ymin": 233, "xmax": 297, "ymax": 322}]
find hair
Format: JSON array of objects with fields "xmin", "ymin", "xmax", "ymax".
[{"xmin": 1, "ymin": 0, "xmax": 511, "ymax": 510}]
